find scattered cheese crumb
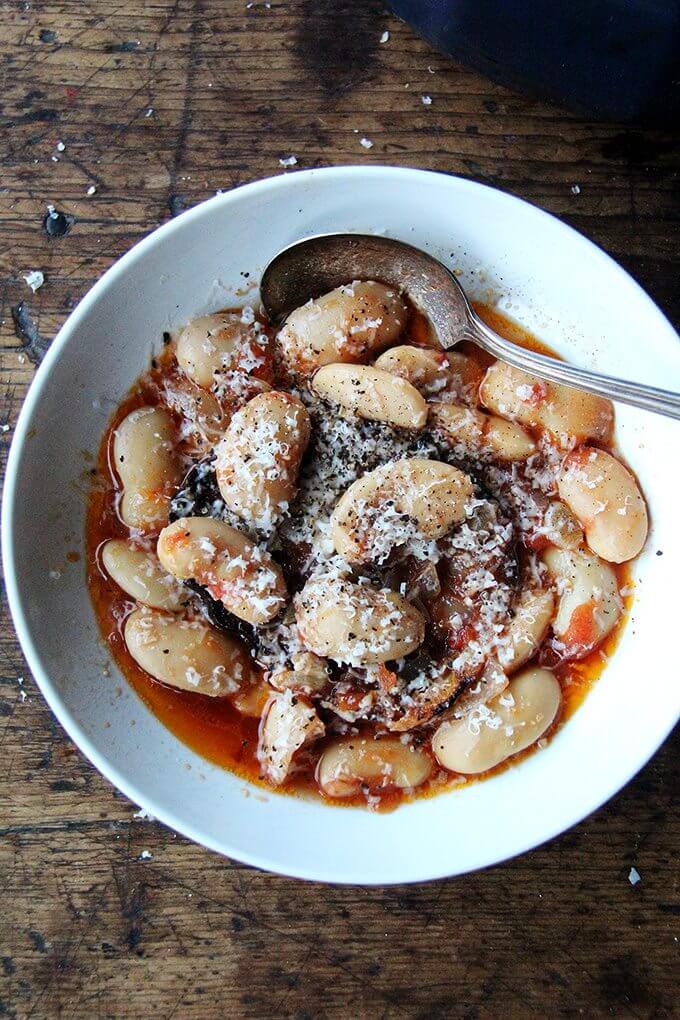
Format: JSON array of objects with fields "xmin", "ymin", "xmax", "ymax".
[
  {"xmin": 0, "ymin": 423, "xmax": 10, "ymax": 433},
  {"xmin": 421, "ymin": 94, "xmax": 432, "ymax": 105},
  {"xmin": 138, "ymin": 850, "xmax": 153, "ymax": 860},
  {"xmin": 144, "ymin": 107, "xmax": 154, "ymax": 117},
  {"xmin": 23, "ymin": 269, "xmax": 44, "ymax": 292},
  {"xmin": 360, "ymin": 137, "xmax": 373, "ymax": 149},
  {"xmin": 571, "ymin": 184, "xmax": 581, "ymax": 195},
  {"xmin": 628, "ymin": 866, "xmax": 641, "ymax": 885},
  {"xmin": 56, "ymin": 140, "xmax": 65, "ymax": 152},
  {"xmin": 49, "ymin": 569, "xmax": 61, "ymax": 579},
  {"xmin": 86, "ymin": 184, "xmax": 97, "ymax": 196},
  {"xmin": 380, "ymin": 30, "xmax": 389, "ymax": 43},
  {"xmin": 278, "ymin": 155, "xmax": 297, "ymax": 167}
]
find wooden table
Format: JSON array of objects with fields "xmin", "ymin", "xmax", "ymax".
[{"xmin": 1, "ymin": 2, "xmax": 678, "ymax": 1016}]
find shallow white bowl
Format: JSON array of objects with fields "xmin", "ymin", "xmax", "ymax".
[{"xmin": 4, "ymin": 167, "xmax": 680, "ymax": 884}]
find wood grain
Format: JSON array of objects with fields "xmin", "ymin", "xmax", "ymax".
[{"xmin": 0, "ymin": 1, "xmax": 678, "ymax": 1016}]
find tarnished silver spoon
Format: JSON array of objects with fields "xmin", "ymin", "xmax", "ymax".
[{"xmin": 260, "ymin": 232, "xmax": 680, "ymax": 420}]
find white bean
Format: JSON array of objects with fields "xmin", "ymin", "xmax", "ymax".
[
  {"xmin": 331, "ymin": 457, "xmax": 473, "ymax": 565},
  {"xmin": 480, "ymin": 361, "xmax": 614, "ymax": 446},
  {"xmin": 497, "ymin": 588, "xmax": 555, "ymax": 672},
  {"xmin": 432, "ymin": 667, "xmax": 561, "ymax": 774},
  {"xmin": 113, "ymin": 407, "xmax": 181, "ymax": 531},
  {"xmin": 542, "ymin": 500, "xmax": 584, "ymax": 550},
  {"xmin": 449, "ymin": 658, "xmax": 509, "ymax": 720},
  {"xmin": 294, "ymin": 576, "xmax": 425, "ymax": 665},
  {"xmin": 312, "ymin": 363, "xmax": 427, "ymax": 430},
  {"xmin": 557, "ymin": 447, "xmax": 648, "ymax": 563},
  {"xmin": 101, "ymin": 539, "xmax": 185, "ymax": 611},
  {"xmin": 157, "ymin": 517, "xmax": 287, "ymax": 625},
  {"xmin": 124, "ymin": 608, "xmax": 252, "ymax": 696},
  {"xmin": 316, "ymin": 735, "xmax": 433, "ymax": 798},
  {"xmin": 176, "ymin": 312, "xmax": 267, "ymax": 388},
  {"xmin": 374, "ymin": 345, "xmax": 451, "ymax": 395},
  {"xmin": 257, "ymin": 689, "xmax": 324, "ymax": 785},
  {"xmin": 542, "ymin": 547, "xmax": 622, "ymax": 658},
  {"xmin": 278, "ymin": 281, "xmax": 407, "ymax": 374},
  {"xmin": 269, "ymin": 651, "xmax": 330, "ymax": 694},
  {"xmin": 215, "ymin": 391, "xmax": 311, "ymax": 530},
  {"xmin": 162, "ymin": 373, "xmax": 228, "ymax": 450},
  {"xmin": 429, "ymin": 401, "xmax": 536, "ymax": 461},
  {"xmin": 374, "ymin": 345, "xmax": 483, "ymax": 404}
]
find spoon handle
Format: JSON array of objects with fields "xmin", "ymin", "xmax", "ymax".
[{"xmin": 467, "ymin": 309, "xmax": 680, "ymax": 421}]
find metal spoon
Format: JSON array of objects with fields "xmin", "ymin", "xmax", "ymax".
[{"xmin": 260, "ymin": 232, "xmax": 680, "ymax": 421}]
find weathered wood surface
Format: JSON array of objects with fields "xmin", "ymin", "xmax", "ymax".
[{"xmin": 0, "ymin": 1, "xmax": 678, "ymax": 1017}]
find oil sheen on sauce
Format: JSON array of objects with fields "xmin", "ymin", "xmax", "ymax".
[{"xmin": 86, "ymin": 304, "xmax": 633, "ymax": 811}]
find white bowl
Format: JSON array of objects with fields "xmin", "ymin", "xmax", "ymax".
[{"xmin": 4, "ymin": 167, "xmax": 680, "ymax": 884}]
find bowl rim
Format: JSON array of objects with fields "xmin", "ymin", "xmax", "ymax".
[{"xmin": 3, "ymin": 165, "xmax": 679, "ymax": 884}]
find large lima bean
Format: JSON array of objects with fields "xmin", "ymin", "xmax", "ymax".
[
  {"xmin": 258, "ymin": 689, "xmax": 324, "ymax": 785},
  {"xmin": 269, "ymin": 651, "xmax": 330, "ymax": 695},
  {"xmin": 215, "ymin": 391, "xmax": 311, "ymax": 529},
  {"xmin": 542, "ymin": 547, "xmax": 622, "ymax": 658},
  {"xmin": 157, "ymin": 516, "xmax": 287, "ymax": 625},
  {"xmin": 295, "ymin": 576, "xmax": 425, "ymax": 665},
  {"xmin": 429, "ymin": 401, "xmax": 536, "ymax": 461},
  {"xmin": 113, "ymin": 407, "xmax": 181, "ymax": 530},
  {"xmin": 277, "ymin": 281, "xmax": 407, "ymax": 374},
  {"xmin": 162, "ymin": 373, "xmax": 228, "ymax": 450},
  {"xmin": 312, "ymin": 363, "xmax": 428, "ymax": 429},
  {"xmin": 316, "ymin": 736, "xmax": 433, "ymax": 798},
  {"xmin": 331, "ymin": 457, "xmax": 473, "ymax": 564},
  {"xmin": 373, "ymin": 345, "xmax": 483, "ymax": 402},
  {"xmin": 101, "ymin": 539, "xmax": 185, "ymax": 611},
  {"xmin": 557, "ymin": 446, "xmax": 648, "ymax": 563},
  {"xmin": 432, "ymin": 667, "xmax": 562, "ymax": 774},
  {"xmin": 124, "ymin": 608, "xmax": 252, "ymax": 696},
  {"xmin": 176, "ymin": 312, "xmax": 266, "ymax": 388},
  {"xmin": 497, "ymin": 588, "xmax": 555, "ymax": 673},
  {"xmin": 480, "ymin": 361, "xmax": 614, "ymax": 446}
]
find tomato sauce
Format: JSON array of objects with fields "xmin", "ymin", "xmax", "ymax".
[{"xmin": 85, "ymin": 304, "xmax": 633, "ymax": 810}]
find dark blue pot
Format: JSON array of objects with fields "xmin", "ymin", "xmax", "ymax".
[{"xmin": 389, "ymin": 0, "xmax": 680, "ymax": 122}]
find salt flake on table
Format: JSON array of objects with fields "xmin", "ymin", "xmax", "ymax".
[
  {"xmin": 380, "ymin": 30, "xmax": 389, "ymax": 43},
  {"xmin": 144, "ymin": 107, "xmax": 154, "ymax": 117},
  {"xmin": 138, "ymin": 850, "xmax": 153, "ymax": 860},
  {"xmin": 86, "ymin": 185, "xmax": 97, "ymax": 196},
  {"xmin": 1, "ymin": 423, "xmax": 10, "ymax": 432},
  {"xmin": 421, "ymin": 94, "xmax": 433, "ymax": 105},
  {"xmin": 133, "ymin": 807, "xmax": 156, "ymax": 821},
  {"xmin": 360, "ymin": 137, "xmax": 374, "ymax": 149},
  {"xmin": 56, "ymin": 140, "xmax": 65, "ymax": 152},
  {"xmin": 628, "ymin": 866, "xmax": 641, "ymax": 885},
  {"xmin": 279, "ymin": 155, "xmax": 297, "ymax": 167},
  {"xmin": 571, "ymin": 184, "xmax": 581, "ymax": 195},
  {"xmin": 23, "ymin": 269, "xmax": 44, "ymax": 292}
]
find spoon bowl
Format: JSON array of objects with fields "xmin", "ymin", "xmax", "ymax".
[
  {"xmin": 261, "ymin": 232, "xmax": 680, "ymax": 421},
  {"xmin": 260, "ymin": 232, "xmax": 470, "ymax": 346}
]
